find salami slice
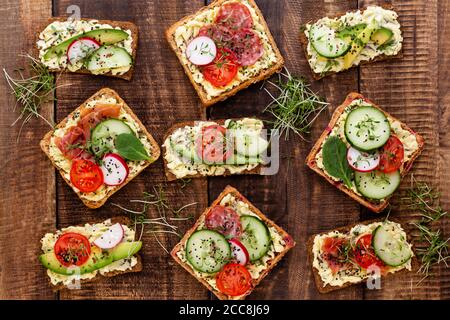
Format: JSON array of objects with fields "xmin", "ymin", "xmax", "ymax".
[
  {"xmin": 230, "ymin": 28, "xmax": 264, "ymax": 66},
  {"xmin": 198, "ymin": 24, "xmax": 234, "ymax": 47},
  {"xmin": 215, "ymin": 2, "xmax": 253, "ymax": 30},
  {"xmin": 205, "ymin": 205, "xmax": 242, "ymax": 238}
]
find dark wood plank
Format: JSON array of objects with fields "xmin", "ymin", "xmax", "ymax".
[
  {"xmin": 207, "ymin": 0, "xmax": 362, "ymax": 300},
  {"xmin": 358, "ymin": 0, "xmax": 449, "ymax": 300},
  {"xmin": 53, "ymin": 0, "xmax": 209, "ymax": 299},
  {"xmin": 0, "ymin": 0, "xmax": 55, "ymax": 299}
]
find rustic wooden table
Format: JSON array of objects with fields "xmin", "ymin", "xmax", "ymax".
[{"xmin": 0, "ymin": 0, "xmax": 448, "ymax": 300}]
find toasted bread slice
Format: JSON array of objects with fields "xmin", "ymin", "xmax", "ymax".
[
  {"xmin": 171, "ymin": 185, "xmax": 296, "ymax": 300},
  {"xmin": 308, "ymin": 218, "xmax": 416, "ymax": 293},
  {"xmin": 306, "ymin": 92, "xmax": 425, "ymax": 213},
  {"xmin": 299, "ymin": 4, "xmax": 403, "ymax": 80},
  {"xmin": 162, "ymin": 119, "xmax": 269, "ymax": 181},
  {"xmin": 42, "ymin": 216, "xmax": 143, "ymax": 291},
  {"xmin": 36, "ymin": 18, "xmax": 138, "ymax": 80},
  {"xmin": 165, "ymin": 0, "xmax": 284, "ymax": 107},
  {"xmin": 40, "ymin": 88, "xmax": 160, "ymax": 209}
]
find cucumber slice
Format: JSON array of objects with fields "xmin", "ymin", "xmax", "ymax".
[
  {"xmin": 344, "ymin": 106, "xmax": 391, "ymax": 151},
  {"xmin": 90, "ymin": 119, "xmax": 133, "ymax": 157},
  {"xmin": 170, "ymin": 138, "xmax": 201, "ymax": 163},
  {"xmin": 372, "ymin": 223, "xmax": 412, "ymax": 267},
  {"xmin": 240, "ymin": 215, "xmax": 271, "ymax": 261},
  {"xmin": 309, "ymin": 24, "xmax": 351, "ymax": 58},
  {"xmin": 228, "ymin": 153, "xmax": 262, "ymax": 165},
  {"xmin": 234, "ymin": 131, "xmax": 269, "ymax": 157},
  {"xmin": 86, "ymin": 45, "xmax": 132, "ymax": 72},
  {"xmin": 185, "ymin": 230, "xmax": 231, "ymax": 274},
  {"xmin": 355, "ymin": 170, "xmax": 401, "ymax": 200}
]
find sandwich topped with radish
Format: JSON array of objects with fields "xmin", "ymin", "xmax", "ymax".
[
  {"xmin": 171, "ymin": 186, "xmax": 295, "ymax": 300},
  {"xmin": 40, "ymin": 88, "xmax": 160, "ymax": 209},
  {"xmin": 166, "ymin": 0, "xmax": 284, "ymax": 106},
  {"xmin": 37, "ymin": 18, "xmax": 138, "ymax": 80},
  {"xmin": 306, "ymin": 92, "xmax": 424, "ymax": 212},
  {"xmin": 39, "ymin": 217, "xmax": 143, "ymax": 290}
]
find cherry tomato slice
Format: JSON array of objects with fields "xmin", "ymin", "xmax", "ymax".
[
  {"xmin": 378, "ymin": 136, "xmax": 404, "ymax": 173},
  {"xmin": 54, "ymin": 232, "xmax": 91, "ymax": 267},
  {"xmin": 202, "ymin": 48, "xmax": 239, "ymax": 87},
  {"xmin": 195, "ymin": 124, "xmax": 233, "ymax": 164},
  {"xmin": 216, "ymin": 263, "xmax": 252, "ymax": 297},
  {"xmin": 70, "ymin": 159, "xmax": 104, "ymax": 193},
  {"xmin": 353, "ymin": 234, "xmax": 385, "ymax": 269}
]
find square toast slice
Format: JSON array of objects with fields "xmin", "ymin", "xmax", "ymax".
[
  {"xmin": 40, "ymin": 88, "xmax": 160, "ymax": 209},
  {"xmin": 162, "ymin": 119, "xmax": 268, "ymax": 181},
  {"xmin": 299, "ymin": 4, "xmax": 403, "ymax": 80},
  {"xmin": 171, "ymin": 185, "xmax": 295, "ymax": 300},
  {"xmin": 165, "ymin": 0, "xmax": 284, "ymax": 107},
  {"xmin": 41, "ymin": 216, "xmax": 143, "ymax": 291},
  {"xmin": 308, "ymin": 218, "xmax": 417, "ymax": 293},
  {"xmin": 36, "ymin": 18, "xmax": 138, "ymax": 80},
  {"xmin": 305, "ymin": 92, "xmax": 425, "ymax": 213}
]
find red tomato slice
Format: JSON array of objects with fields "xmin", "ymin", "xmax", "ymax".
[
  {"xmin": 215, "ymin": 2, "xmax": 253, "ymax": 30},
  {"xmin": 70, "ymin": 159, "xmax": 104, "ymax": 193},
  {"xmin": 378, "ymin": 136, "xmax": 404, "ymax": 173},
  {"xmin": 216, "ymin": 263, "xmax": 252, "ymax": 297},
  {"xmin": 353, "ymin": 234, "xmax": 385, "ymax": 269},
  {"xmin": 205, "ymin": 205, "xmax": 242, "ymax": 238},
  {"xmin": 195, "ymin": 124, "xmax": 233, "ymax": 164},
  {"xmin": 202, "ymin": 48, "xmax": 239, "ymax": 87},
  {"xmin": 54, "ymin": 232, "xmax": 91, "ymax": 267}
]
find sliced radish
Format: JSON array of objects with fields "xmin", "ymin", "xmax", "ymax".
[
  {"xmin": 186, "ymin": 36, "xmax": 217, "ymax": 66},
  {"xmin": 93, "ymin": 223, "xmax": 124, "ymax": 249},
  {"xmin": 67, "ymin": 37, "xmax": 101, "ymax": 64},
  {"xmin": 100, "ymin": 153, "xmax": 129, "ymax": 186},
  {"xmin": 229, "ymin": 239, "xmax": 250, "ymax": 266},
  {"xmin": 347, "ymin": 147, "xmax": 380, "ymax": 172}
]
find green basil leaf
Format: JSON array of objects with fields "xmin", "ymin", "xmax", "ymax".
[
  {"xmin": 115, "ymin": 133, "xmax": 150, "ymax": 161},
  {"xmin": 322, "ymin": 136, "xmax": 353, "ymax": 188}
]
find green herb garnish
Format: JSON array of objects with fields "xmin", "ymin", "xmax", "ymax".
[
  {"xmin": 115, "ymin": 133, "xmax": 150, "ymax": 161},
  {"xmin": 322, "ymin": 136, "xmax": 353, "ymax": 188},
  {"xmin": 402, "ymin": 176, "xmax": 449, "ymax": 283},
  {"xmin": 3, "ymin": 55, "xmax": 60, "ymax": 139},
  {"xmin": 112, "ymin": 184, "xmax": 197, "ymax": 254},
  {"xmin": 263, "ymin": 68, "xmax": 328, "ymax": 141}
]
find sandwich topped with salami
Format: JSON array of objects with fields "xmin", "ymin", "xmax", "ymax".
[
  {"xmin": 306, "ymin": 93, "xmax": 424, "ymax": 212},
  {"xmin": 40, "ymin": 88, "xmax": 160, "ymax": 209},
  {"xmin": 166, "ymin": 0, "xmax": 284, "ymax": 106},
  {"xmin": 171, "ymin": 186, "xmax": 295, "ymax": 300}
]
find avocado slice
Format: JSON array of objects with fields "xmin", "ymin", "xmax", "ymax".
[
  {"xmin": 371, "ymin": 27, "xmax": 393, "ymax": 47},
  {"xmin": 343, "ymin": 21, "xmax": 378, "ymax": 69},
  {"xmin": 111, "ymin": 241, "xmax": 142, "ymax": 260},
  {"xmin": 39, "ymin": 241, "xmax": 142, "ymax": 276},
  {"xmin": 39, "ymin": 247, "xmax": 113, "ymax": 276},
  {"xmin": 337, "ymin": 23, "xmax": 367, "ymax": 41},
  {"xmin": 43, "ymin": 28, "xmax": 129, "ymax": 61}
]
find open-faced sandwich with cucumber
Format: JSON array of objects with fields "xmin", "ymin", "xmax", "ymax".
[
  {"xmin": 309, "ymin": 219, "xmax": 414, "ymax": 293},
  {"xmin": 166, "ymin": 0, "xmax": 284, "ymax": 107},
  {"xmin": 40, "ymin": 88, "xmax": 160, "ymax": 209},
  {"xmin": 39, "ymin": 217, "xmax": 143, "ymax": 290},
  {"xmin": 171, "ymin": 186, "xmax": 295, "ymax": 300},
  {"xmin": 306, "ymin": 92, "xmax": 424, "ymax": 213},
  {"xmin": 300, "ymin": 5, "xmax": 403, "ymax": 79},
  {"xmin": 36, "ymin": 18, "xmax": 137, "ymax": 80},
  {"xmin": 162, "ymin": 118, "xmax": 270, "ymax": 181}
]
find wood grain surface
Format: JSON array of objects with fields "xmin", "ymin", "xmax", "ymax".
[{"xmin": 0, "ymin": 0, "xmax": 448, "ymax": 300}]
